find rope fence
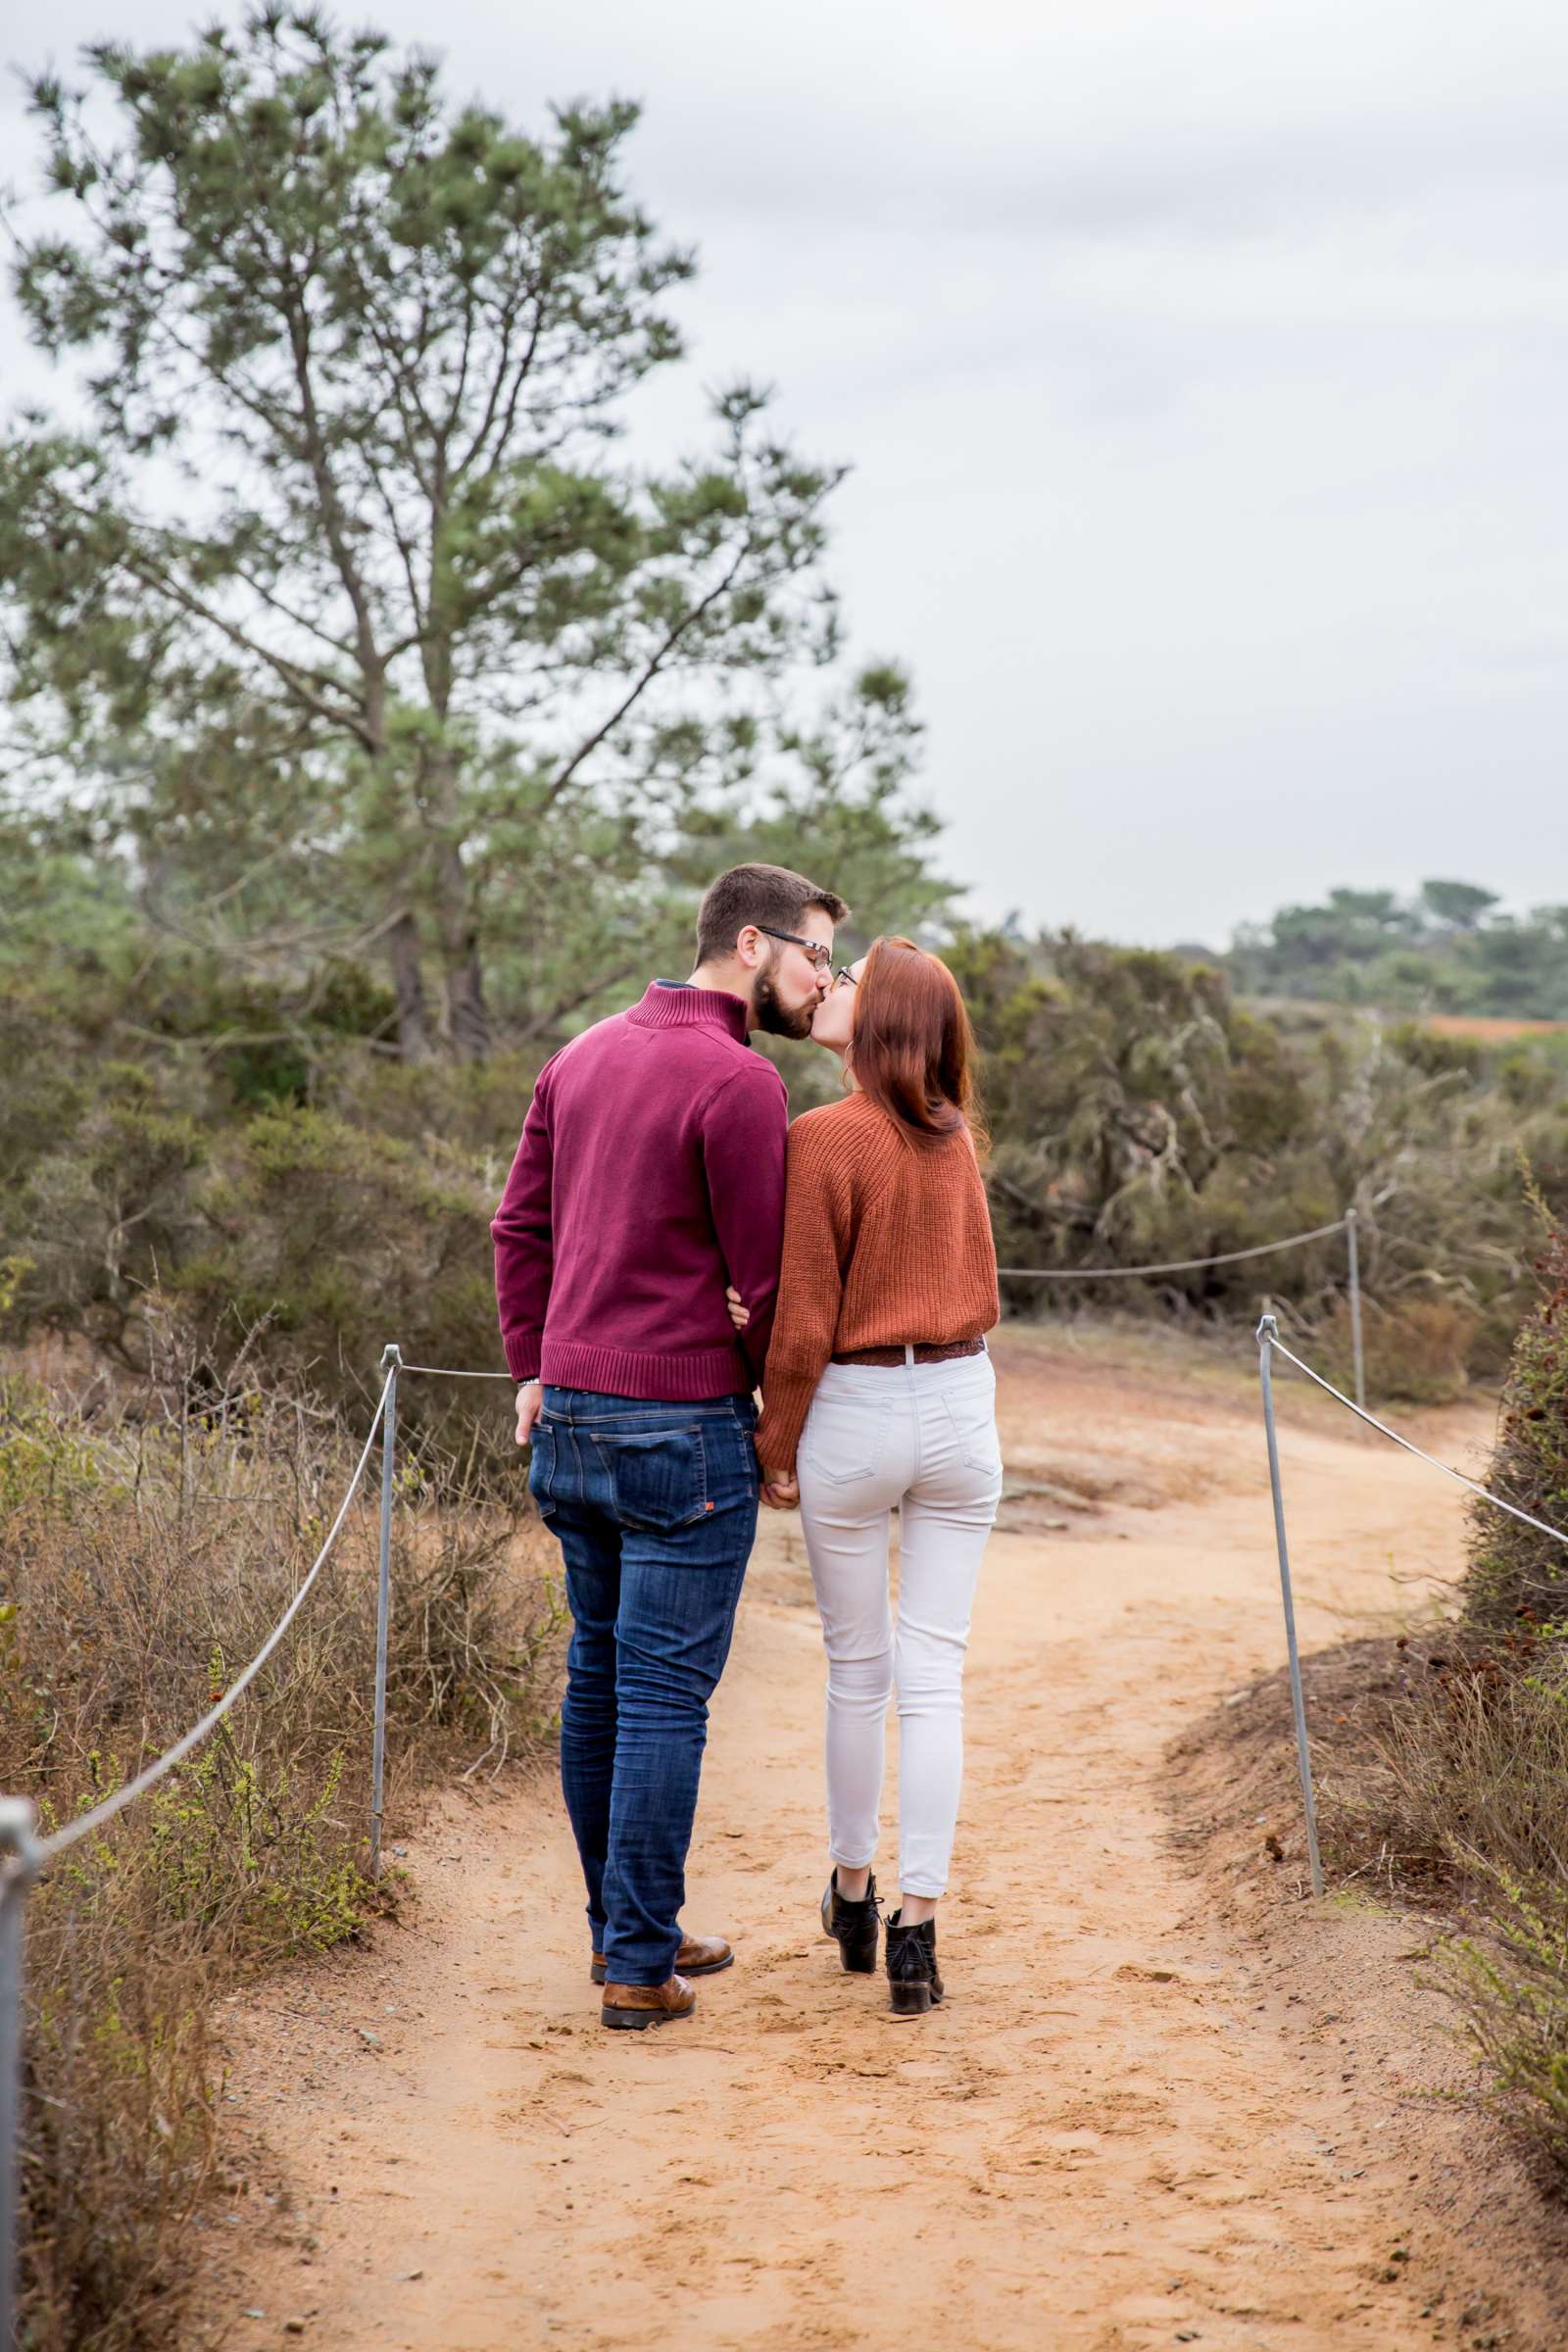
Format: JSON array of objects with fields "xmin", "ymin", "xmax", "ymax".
[
  {"xmin": 0, "ymin": 1204, "xmax": 1511, "ymax": 2343},
  {"xmin": 999, "ymin": 1212, "xmax": 1351, "ymax": 1278},
  {"xmin": 1261, "ymin": 1328, "xmax": 1568, "ymax": 1553},
  {"xmin": 1001, "ymin": 1206, "xmax": 1367, "ymax": 1409},
  {"xmin": 1252, "ymin": 1312, "xmax": 1568, "ymax": 1901}
]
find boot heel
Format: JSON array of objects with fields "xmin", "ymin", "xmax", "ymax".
[
  {"xmin": 885, "ymin": 1909, "xmax": 939, "ymax": 2019},
  {"xmin": 839, "ymin": 1935, "xmax": 878, "ymax": 1976},
  {"xmin": 601, "ymin": 2002, "xmax": 659, "ymax": 2030}
]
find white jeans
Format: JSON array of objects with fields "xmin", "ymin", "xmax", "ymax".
[{"xmin": 797, "ymin": 1348, "xmax": 1003, "ymax": 1899}]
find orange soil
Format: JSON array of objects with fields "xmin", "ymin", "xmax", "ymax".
[{"xmin": 1422, "ymin": 1015, "xmax": 1568, "ymax": 1041}]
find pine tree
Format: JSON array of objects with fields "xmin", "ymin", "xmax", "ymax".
[{"xmin": 1, "ymin": 12, "xmax": 884, "ymax": 1056}]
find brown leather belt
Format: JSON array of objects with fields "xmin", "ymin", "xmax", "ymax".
[{"xmin": 830, "ymin": 1338, "xmax": 987, "ymax": 1369}]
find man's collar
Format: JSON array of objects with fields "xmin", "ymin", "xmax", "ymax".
[{"xmin": 629, "ymin": 980, "xmax": 750, "ymax": 1041}]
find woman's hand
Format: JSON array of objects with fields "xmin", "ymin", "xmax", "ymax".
[
  {"xmin": 760, "ymin": 1473, "xmax": 800, "ymax": 1511},
  {"xmin": 726, "ymin": 1284, "xmax": 751, "ymax": 1332}
]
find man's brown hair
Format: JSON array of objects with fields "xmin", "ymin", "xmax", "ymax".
[{"xmin": 695, "ymin": 863, "xmax": 849, "ymax": 963}]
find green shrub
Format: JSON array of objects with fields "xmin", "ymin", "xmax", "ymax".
[
  {"xmin": 0, "ymin": 1374, "xmax": 106, "ymax": 1512},
  {"xmin": 5, "ymin": 926, "xmax": 1568, "ymax": 1418},
  {"xmin": 1442, "ymin": 1868, "xmax": 1568, "ymax": 2184},
  {"xmin": 1302, "ymin": 1214, "xmax": 1568, "ymax": 2179},
  {"xmin": 1463, "ymin": 1215, "xmax": 1568, "ymax": 1629},
  {"xmin": 950, "ymin": 932, "xmax": 1562, "ymax": 1395},
  {"xmin": 173, "ymin": 1102, "xmax": 510, "ymax": 1461},
  {"xmin": 144, "ymin": 1731, "xmax": 366, "ymax": 1955}
]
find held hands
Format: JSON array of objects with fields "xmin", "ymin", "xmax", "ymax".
[
  {"xmin": 514, "ymin": 1380, "xmax": 543, "ymax": 1447},
  {"xmin": 728, "ymin": 1287, "xmax": 794, "ymax": 1506}
]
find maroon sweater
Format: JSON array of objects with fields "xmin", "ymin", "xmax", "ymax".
[{"xmin": 490, "ymin": 982, "xmax": 788, "ymax": 1398}]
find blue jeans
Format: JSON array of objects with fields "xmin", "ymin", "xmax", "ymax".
[{"xmin": 529, "ymin": 1388, "xmax": 760, "ymax": 1985}]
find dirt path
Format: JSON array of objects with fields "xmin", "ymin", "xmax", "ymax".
[{"xmin": 208, "ymin": 1328, "xmax": 1508, "ymax": 2351}]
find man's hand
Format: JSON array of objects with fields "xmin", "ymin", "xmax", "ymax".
[
  {"xmin": 514, "ymin": 1380, "xmax": 544, "ymax": 1447},
  {"xmin": 760, "ymin": 1472, "xmax": 800, "ymax": 1512},
  {"xmin": 725, "ymin": 1284, "xmax": 751, "ymax": 1332}
]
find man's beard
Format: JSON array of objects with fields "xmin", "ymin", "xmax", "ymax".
[{"xmin": 753, "ymin": 953, "xmax": 816, "ymax": 1041}]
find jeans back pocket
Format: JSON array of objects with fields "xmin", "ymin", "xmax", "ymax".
[
  {"xmin": 801, "ymin": 1391, "xmax": 891, "ymax": 1485},
  {"xmin": 588, "ymin": 1426, "xmax": 710, "ymax": 1531},
  {"xmin": 941, "ymin": 1387, "xmax": 1003, "ymax": 1476}
]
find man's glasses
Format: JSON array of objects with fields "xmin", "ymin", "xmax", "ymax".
[{"xmin": 754, "ymin": 924, "xmax": 833, "ymax": 973}]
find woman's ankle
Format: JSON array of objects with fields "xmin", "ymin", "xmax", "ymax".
[
  {"xmin": 898, "ymin": 1893, "xmax": 938, "ymax": 1927},
  {"xmin": 834, "ymin": 1862, "xmax": 872, "ymax": 1902}
]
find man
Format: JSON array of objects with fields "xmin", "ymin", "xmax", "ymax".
[{"xmin": 492, "ymin": 864, "xmax": 848, "ymax": 2029}]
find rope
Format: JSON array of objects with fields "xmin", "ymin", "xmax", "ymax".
[
  {"xmin": 1260, "ymin": 1326, "xmax": 1568, "ymax": 1553},
  {"xmin": 1000, "ymin": 1217, "xmax": 1349, "ymax": 1281},
  {"xmin": 396, "ymin": 1362, "xmax": 514, "ymax": 1381},
  {"xmin": 34, "ymin": 1368, "xmax": 395, "ymax": 1866}
]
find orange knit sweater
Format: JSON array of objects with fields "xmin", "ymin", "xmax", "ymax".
[{"xmin": 754, "ymin": 1090, "xmax": 1001, "ymax": 1477}]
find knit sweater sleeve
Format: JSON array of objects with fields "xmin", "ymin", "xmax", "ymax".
[
  {"xmin": 755, "ymin": 1113, "xmax": 855, "ymax": 1478},
  {"xmin": 699, "ymin": 1057, "xmax": 789, "ymax": 1390},
  {"xmin": 489, "ymin": 1055, "xmax": 558, "ymax": 1382}
]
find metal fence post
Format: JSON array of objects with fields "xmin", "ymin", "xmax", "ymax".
[
  {"xmin": 1346, "ymin": 1206, "xmax": 1366, "ymax": 1413},
  {"xmin": 1255, "ymin": 1316, "xmax": 1325, "ymax": 1898},
  {"xmin": 370, "ymin": 1345, "xmax": 401, "ymax": 1881},
  {"xmin": 0, "ymin": 1798, "xmax": 40, "ymax": 2352}
]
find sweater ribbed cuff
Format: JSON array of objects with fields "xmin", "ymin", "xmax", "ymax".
[
  {"xmin": 755, "ymin": 1370, "xmax": 819, "ymax": 1479},
  {"xmin": 503, "ymin": 1329, "xmax": 544, "ymax": 1383}
]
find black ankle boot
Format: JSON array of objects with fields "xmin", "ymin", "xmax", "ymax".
[
  {"xmin": 913, "ymin": 1915, "xmax": 944, "ymax": 2003},
  {"xmin": 820, "ymin": 1868, "xmax": 880, "ymax": 1974},
  {"xmin": 885, "ymin": 1909, "xmax": 944, "ymax": 2017}
]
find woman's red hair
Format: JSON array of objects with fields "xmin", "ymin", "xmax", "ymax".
[{"xmin": 850, "ymin": 937, "xmax": 987, "ymax": 1152}]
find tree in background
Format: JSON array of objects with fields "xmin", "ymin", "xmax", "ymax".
[
  {"xmin": 1420, "ymin": 879, "xmax": 1499, "ymax": 933},
  {"xmin": 0, "ymin": 11, "xmax": 940, "ymax": 1058},
  {"xmin": 1228, "ymin": 881, "xmax": 1568, "ymax": 1020},
  {"xmin": 1245, "ymin": 888, "xmax": 1416, "ymax": 982}
]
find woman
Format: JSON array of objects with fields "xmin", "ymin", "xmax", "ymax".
[{"xmin": 730, "ymin": 936, "xmax": 1002, "ymax": 2017}]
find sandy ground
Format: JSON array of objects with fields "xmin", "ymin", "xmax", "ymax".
[{"xmin": 199, "ymin": 1324, "xmax": 1539, "ymax": 2352}]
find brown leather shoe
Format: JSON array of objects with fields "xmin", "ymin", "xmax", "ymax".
[
  {"xmin": 590, "ymin": 1932, "xmax": 733, "ymax": 1986},
  {"xmin": 601, "ymin": 1973, "xmax": 697, "ymax": 2031}
]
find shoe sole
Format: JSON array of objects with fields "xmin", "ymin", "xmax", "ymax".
[
  {"xmin": 600, "ymin": 2002, "xmax": 695, "ymax": 2031},
  {"xmin": 590, "ymin": 1951, "xmax": 734, "ymax": 1986}
]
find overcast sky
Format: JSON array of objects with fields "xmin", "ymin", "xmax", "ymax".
[{"xmin": 4, "ymin": 1, "xmax": 1566, "ymax": 946}]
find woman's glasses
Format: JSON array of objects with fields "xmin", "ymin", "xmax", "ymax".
[{"xmin": 832, "ymin": 966, "xmax": 858, "ymax": 990}]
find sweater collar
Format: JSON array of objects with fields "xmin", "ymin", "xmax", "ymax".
[{"xmin": 629, "ymin": 979, "xmax": 751, "ymax": 1043}]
